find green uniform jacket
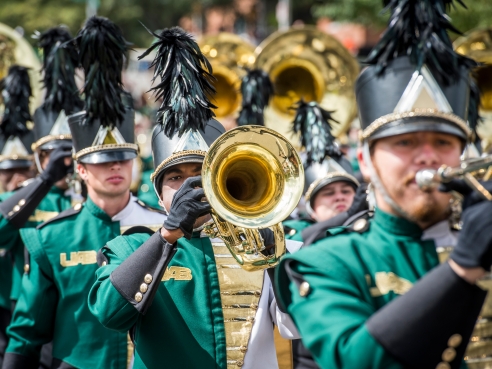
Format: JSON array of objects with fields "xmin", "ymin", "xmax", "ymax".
[
  {"xmin": 283, "ymin": 219, "xmax": 314, "ymax": 243},
  {"xmin": 276, "ymin": 210, "xmax": 461, "ymax": 369},
  {"xmin": 6, "ymin": 197, "xmax": 128, "ymax": 369},
  {"xmin": 89, "ymin": 232, "xmax": 227, "ymax": 369},
  {"xmin": 0, "ymin": 187, "xmax": 73, "ymax": 304}
]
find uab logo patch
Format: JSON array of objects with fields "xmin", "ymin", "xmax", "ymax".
[
  {"xmin": 162, "ymin": 266, "xmax": 192, "ymax": 281},
  {"xmin": 60, "ymin": 251, "xmax": 97, "ymax": 267}
]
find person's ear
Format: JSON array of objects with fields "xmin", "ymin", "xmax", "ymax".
[
  {"xmin": 357, "ymin": 146, "xmax": 371, "ymax": 182},
  {"xmin": 77, "ymin": 163, "xmax": 88, "ymax": 181}
]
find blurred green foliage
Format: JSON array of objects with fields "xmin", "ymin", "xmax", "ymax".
[
  {"xmin": 0, "ymin": 0, "xmax": 490, "ymax": 50},
  {"xmin": 311, "ymin": 0, "xmax": 492, "ymax": 38}
]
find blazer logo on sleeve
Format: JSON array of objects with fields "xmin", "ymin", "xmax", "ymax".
[
  {"xmin": 370, "ymin": 272, "xmax": 413, "ymax": 297},
  {"xmin": 161, "ymin": 266, "xmax": 193, "ymax": 281},
  {"xmin": 60, "ymin": 251, "xmax": 97, "ymax": 267}
]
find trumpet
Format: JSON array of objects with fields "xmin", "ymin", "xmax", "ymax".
[
  {"xmin": 416, "ymin": 155, "xmax": 492, "ymax": 200},
  {"xmin": 201, "ymin": 125, "xmax": 304, "ymax": 271}
]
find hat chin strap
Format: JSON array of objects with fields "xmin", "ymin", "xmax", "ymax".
[
  {"xmin": 34, "ymin": 152, "xmax": 44, "ymax": 174},
  {"xmin": 362, "ymin": 142, "xmax": 417, "ymax": 223}
]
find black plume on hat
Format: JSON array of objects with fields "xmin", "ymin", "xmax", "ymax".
[
  {"xmin": 1, "ymin": 66, "xmax": 32, "ymax": 137},
  {"xmin": 37, "ymin": 27, "xmax": 82, "ymax": 115},
  {"xmin": 292, "ymin": 100, "xmax": 339, "ymax": 165},
  {"xmin": 366, "ymin": 0, "xmax": 477, "ymax": 81},
  {"xmin": 76, "ymin": 16, "xmax": 130, "ymax": 128},
  {"xmin": 139, "ymin": 26, "xmax": 216, "ymax": 138},
  {"xmin": 359, "ymin": 0, "xmax": 481, "ymax": 137},
  {"xmin": 237, "ymin": 69, "xmax": 274, "ymax": 126}
]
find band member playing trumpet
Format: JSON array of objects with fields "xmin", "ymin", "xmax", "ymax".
[
  {"xmin": 275, "ymin": 1, "xmax": 492, "ymax": 368},
  {"xmin": 89, "ymin": 26, "xmax": 300, "ymax": 369}
]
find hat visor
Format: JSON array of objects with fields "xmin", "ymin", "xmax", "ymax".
[
  {"xmin": 368, "ymin": 118, "xmax": 468, "ymax": 142},
  {"xmin": 38, "ymin": 139, "xmax": 73, "ymax": 151},
  {"xmin": 0, "ymin": 159, "xmax": 33, "ymax": 170},
  {"xmin": 78, "ymin": 149, "xmax": 137, "ymax": 164},
  {"xmin": 153, "ymin": 154, "xmax": 205, "ymax": 196}
]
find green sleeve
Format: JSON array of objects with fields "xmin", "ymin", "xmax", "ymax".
[
  {"xmin": 287, "ymin": 260, "xmax": 402, "ymax": 369},
  {"xmin": 0, "ymin": 192, "xmax": 22, "ymax": 250},
  {"xmin": 0, "ymin": 216, "xmax": 21, "ymax": 250},
  {"xmin": 6, "ymin": 257, "xmax": 57, "ymax": 360},
  {"xmin": 88, "ymin": 237, "xmax": 140, "ymax": 332}
]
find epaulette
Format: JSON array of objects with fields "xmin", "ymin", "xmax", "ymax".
[
  {"xmin": 36, "ymin": 202, "xmax": 83, "ymax": 229},
  {"xmin": 283, "ymin": 225, "xmax": 297, "ymax": 237},
  {"xmin": 135, "ymin": 199, "xmax": 166, "ymax": 215},
  {"xmin": 344, "ymin": 210, "xmax": 373, "ymax": 234},
  {"xmin": 302, "ymin": 210, "xmax": 373, "ymax": 247}
]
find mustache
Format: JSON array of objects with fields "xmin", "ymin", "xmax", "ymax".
[{"xmin": 402, "ymin": 172, "xmax": 416, "ymax": 186}]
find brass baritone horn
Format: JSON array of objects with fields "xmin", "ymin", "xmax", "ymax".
[
  {"xmin": 416, "ymin": 155, "xmax": 492, "ymax": 200},
  {"xmin": 198, "ymin": 33, "xmax": 256, "ymax": 126},
  {"xmin": 202, "ymin": 125, "xmax": 304, "ymax": 271},
  {"xmin": 255, "ymin": 26, "xmax": 360, "ymax": 147}
]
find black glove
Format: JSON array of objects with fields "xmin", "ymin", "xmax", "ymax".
[
  {"xmin": 439, "ymin": 179, "xmax": 492, "ymax": 210},
  {"xmin": 163, "ymin": 176, "xmax": 211, "ymax": 240},
  {"xmin": 442, "ymin": 179, "xmax": 492, "ymax": 271},
  {"xmin": 39, "ymin": 142, "xmax": 73, "ymax": 184},
  {"xmin": 347, "ymin": 182, "xmax": 369, "ymax": 217}
]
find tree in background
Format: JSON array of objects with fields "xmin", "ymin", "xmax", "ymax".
[
  {"xmin": 311, "ymin": 0, "xmax": 492, "ymax": 39},
  {"xmin": 0, "ymin": 0, "xmax": 491, "ymax": 49}
]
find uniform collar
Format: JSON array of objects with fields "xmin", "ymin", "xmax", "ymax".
[
  {"xmin": 84, "ymin": 196, "xmax": 112, "ymax": 222},
  {"xmin": 111, "ymin": 195, "xmax": 134, "ymax": 222},
  {"xmin": 49, "ymin": 185, "xmax": 66, "ymax": 195},
  {"xmin": 373, "ymin": 209, "xmax": 423, "ymax": 238}
]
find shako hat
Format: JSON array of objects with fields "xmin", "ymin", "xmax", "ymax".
[
  {"xmin": 139, "ymin": 26, "xmax": 224, "ymax": 196},
  {"xmin": 68, "ymin": 16, "xmax": 138, "ymax": 164},
  {"xmin": 291, "ymin": 100, "xmax": 359, "ymax": 215},
  {"xmin": 32, "ymin": 27, "xmax": 83, "ymax": 152},
  {"xmin": 357, "ymin": 0, "xmax": 480, "ymax": 143},
  {"xmin": 0, "ymin": 65, "xmax": 35, "ymax": 170}
]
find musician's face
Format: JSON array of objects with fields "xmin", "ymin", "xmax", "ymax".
[
  {"xmin": 0, "ymin": 167, "xmax": 35, "ymax": 192},
  {"xmin": 359, "ymin": 131, "xmax": 462, "ymax": 228},
  {"xmin": 311, "ymin": 181, "xmax": 356, "ymax": 222},
  {"xmin": 160, "ymin": 162, "xmax": 211, "ymax": 228}
]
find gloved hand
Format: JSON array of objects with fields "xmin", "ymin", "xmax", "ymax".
[
  {"xmin": 163, "ymin": 176, "xmax": 211, "ymax": 240},
  {"xmin": 442, "ymin": 179, "xmax": 492, "ymax": 271},
  {"xmin": 439, "ymin": 179, "xmax": 492, "ymax": 210},
  {"xmin": 39, "ymin": 142, "xmax": 73, "ymax": 184},
  {"xmin": 347, "ymin": 182, "xmax": 369, "ymax": 217}
]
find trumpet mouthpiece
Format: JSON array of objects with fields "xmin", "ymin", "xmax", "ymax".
[{"xmin": 416, "ymin": 169, "xmax": 439, "ymax": 191}]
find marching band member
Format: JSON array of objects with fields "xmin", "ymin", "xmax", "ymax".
[
  {"xmin": 284, "ymin": 101, "xmax": 360, "ymax": 244},
  {"xmin": 2, "ymin": 17, "xmax": 165, "ymax": 369},
  {"xmin": 0, "ymin": 65, "xmax": 37, "ymax": 367},
  {"xmin": 275, "ymin": 1, "xmax": 492, "ymax": 368},
  {"xmin": 88, "ymin": 26, "xmax": 298, "ymax": 369}
]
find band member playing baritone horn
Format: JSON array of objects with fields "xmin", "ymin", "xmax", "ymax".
[{"xmin": 89, "ymin": 26, "xmax": 299, "ymax": 369}]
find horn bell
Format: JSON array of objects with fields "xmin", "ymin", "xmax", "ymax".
[
  {"xmin": 255, "ymin": 26, "xmax": 359, "ymax": 147},
  {"xmin": 199, "ymin": 33, "xmax": 256, "ymax": 129},
  {"xmin": 0, "ymin": 22, "xmax": 42, "ymax": 110},
  {"xmin": 202, "ymin": 125, "xmax": 304, "ymax": 271}
]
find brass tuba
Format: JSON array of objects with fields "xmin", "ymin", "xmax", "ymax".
[
  {"xmin": 202, "ymin": 125, "xmax": 304, "ymax": 271},
  {"xmin": 0, "ymin": 23, "xmax": 42, "ymax": 111},
  {"xmin": 198, "ymin": 33, "xmax": 256, "ymax": 129},
  {"xmin": 454, "ymin": 28, "xmax": 492, "ymax": 153},
  {"xmin": 255, "ymin": 26, "xmax": 359, "ymax": 147}
]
